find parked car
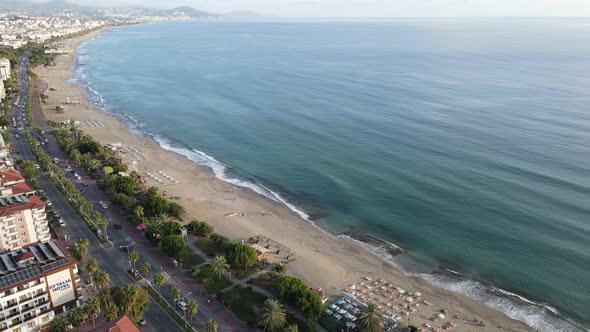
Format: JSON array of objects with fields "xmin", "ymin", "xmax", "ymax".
[
  {"xmin": 138, "ymin": 318, "xmax": 146, "ymax": 326},
  {"xmin": 46, "ymin": 201, "xmax": 52, "ymax": 206},
  {"xmin": 177, "ymin": 301, "xmax": 187, "ymax": 311},
  {"xmin": 59, "ymin": 219, "xmax": 65, "ymax": 227}
]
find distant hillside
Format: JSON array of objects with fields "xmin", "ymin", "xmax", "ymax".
[{"xmin": 0, "ymin": 0, "xmax": 217, "ymax": 18}]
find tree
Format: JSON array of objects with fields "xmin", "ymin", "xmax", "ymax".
[
  {"xmin": 169, "ymin": 285, "xmax": 180, "ymax": 302},
  {"xmin": 187, "ymin": 299, "xmax": 198, "ymax": 323},
  {"xmin": 188, "ymin": 220, "xmax": 214, "ymax": 236},
  {"xmin": 160, "ymin": 235, "xmax": 185, "ymax": 258},
  {"xmin": 359, "ymin": 302, "xmax": 383, "ymax": 332},
  {"xmin": 94, "ymin": 270, "xmax": 110, "ymax": 289},
  {"xmin": 111, "ymin": 285, "xmax": 150, "ymax": 321},
  {"xmin": 129, "ymin": 249, "xmax": 140, "ymax": 272},
  {"xmin": 211, "ymin": 256, "xmax": 229, "ymax": 279},
  {"xmin": 286, "ymin": 325, "xmax": 299, "ymax": 332},
  {"xmin": 226, "ymin": 243, "xmax": 258, "ymax": 269},
  {"xmin": 104, "ymin": 303, "xmax": 119, "ymax": 321},
  {"xmin": 1, "ymin": 130, "xmax": 12, "ymax": 143},
  {"xmin": 66, "ymin": 308, "xmax": 86, "ymax": 331},
  {"xmin": 48, "ymin": 316, "xmax": 69, "ymax": 332},
  {"xmin": 77, "ymin": 238, "xmax": 89, "ymax": 259},
  {"xmin": 258, "ymin": 299, "xmax": 287, "ymax": 332},
  {"xmin": 85, "ymin": 258, "xmax": 99, "ymax": 283},
  {"xmin": 83, "ymin": 298, "xmax": 101, "ymax": 328},
  {"xmin": 153, "ymin": 272, "xmax": 165, "ymax": 294},
  {"xmin": 102, "ymin": 166, "xmax": 114, "ymax": 175},
  {"xmin": 276, "ymin": 276, "xmax": 323, "ymax": 322},
  {"xmin": 141, "ymin": 261, "xmax": 151, "ymax": 278},
  {"xmin": 16, "ymin": 159, "xmax": 38, "ymax": 180},
  {"xmin": 206, "ymin": 319, "xmax": 218, "ymax": 332},
  {"xmin": 98, "ymin": 288, "xmax": 112, "ymax": 308},
  {"xmin": 133, "ymin": 205, "xmax": 144, "ymax": 221}
]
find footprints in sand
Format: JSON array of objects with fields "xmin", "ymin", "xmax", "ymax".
[{"xmin": 84, "ymin": 120, "xmax": 105, "ymax": 127}]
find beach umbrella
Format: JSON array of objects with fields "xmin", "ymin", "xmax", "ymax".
[
  {"xmin": 406, "ymin": 297, "xmax": 413, "ymax": 302},
  {"xmin": 415, "ymin": 292, "xmax": 422, "ymax": 297},
  {"xmin": 437, "ymin": 313, "xmax": 445, "ymax": 319}
]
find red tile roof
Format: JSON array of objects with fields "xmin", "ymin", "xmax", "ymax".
[
  {"xmin": 89, "ymin": 315, "xmax": 141, "ymax": 332},
  {"xmin": 0, "ymin": 196, "xmax": 45, "ymax": 218},
  {"xmin": 0, "ymin": 170, "xmax": 25, "ymax": 185},
  {"xmin": 8, "ymin": 182, "xmax": 34, "ymax": 195}
]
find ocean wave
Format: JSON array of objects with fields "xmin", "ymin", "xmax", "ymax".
[
  {"xmin": 418, "ymin": 272, "xmax": 586, "ymax": 332},
  {"xmin": 151, "ymin": 135, "xmax": 311, "ymax": 222},
  {"xmin": 336, "ymin": 234, "xmax": 585, "ymax": 332}
]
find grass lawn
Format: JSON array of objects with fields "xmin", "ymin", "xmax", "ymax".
[
  {"xmin": 192, "ymin": 265, "xmax": 232, "ymax": 294},
  {"xmin": 194, "ymin": 237, "xmax": 224, "ymax": 257},
  {"xmin": 230, "ymin": 266, "xmax": 260, "ymax": 280},
  {"xmin": 221, "ymin": 286, "xmax": 268, "ymax": 322},
  {"xmin": 180, "ymin": 248, "xmax": 205, "ymax": 268},
  {"xmin": 247, "ymin": 272, "xmax": 280, "ymax": 294}
]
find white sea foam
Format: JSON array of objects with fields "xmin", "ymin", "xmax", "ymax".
[
  {"xmin": 151, "ymin": 135, "xmax": 311, "ymax": 222},
  {"xmin": 337, "ymin": 234, "xmax": 399, "ymax": 264},
  {"xmin": 418, "ymin": 273, "xmax": 586, "ymax": 332}
]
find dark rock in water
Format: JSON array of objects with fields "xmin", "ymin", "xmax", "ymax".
[{"xmin": 341, "ymin": 229, "xmax": 405, "ymax": 256}]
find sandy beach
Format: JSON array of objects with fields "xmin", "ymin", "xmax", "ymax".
[{"xmin": 35, "ymin": 29, "xmax": 534, "ymax": 332}]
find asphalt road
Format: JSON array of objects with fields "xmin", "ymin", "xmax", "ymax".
[{"xmin": 8, "ymin": 54, "xmax": 183, "ymax": 332}]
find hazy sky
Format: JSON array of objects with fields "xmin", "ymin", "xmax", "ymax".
[{"xmin": 61, "ymin": 0, "xmax": 590, "ymax": 17}]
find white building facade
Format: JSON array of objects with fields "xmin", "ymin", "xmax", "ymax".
[
  {"xmin": 0, "ymin": 196, "xmax": 50, "ymax": 253},
  {"xmin": 0, "ymin": 241, "xmax": 81, "ymax": 332}
]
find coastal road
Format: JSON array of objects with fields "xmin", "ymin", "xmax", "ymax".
[
  {"xmin": 8, "ymin": 54, "xmax": 183, "ymax": 332},
  {"xmin": 26, "ymin": 56, "xmax": 249, "ymax": 331}
]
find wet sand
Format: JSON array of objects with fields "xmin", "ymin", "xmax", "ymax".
[{"xmin": 35, "ymin": 29, "xmax": 533, "ymax": 332}]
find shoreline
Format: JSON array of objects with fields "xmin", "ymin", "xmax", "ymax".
[{"xmin": 34, "ymin": 27, "xmax": 557, "ymax": 332}]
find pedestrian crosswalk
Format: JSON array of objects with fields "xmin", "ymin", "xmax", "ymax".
[
  {"xmin": 85, "ymin": 120, "xmax": 105, "ymax": 127},
  {"xmin": 87, "ymin": 236, "xmax": 133, "ymax": 252}
]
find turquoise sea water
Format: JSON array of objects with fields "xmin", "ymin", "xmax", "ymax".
[{"xmin": 74, "ymin": 19, "xmax": 590, "ymax": 331}]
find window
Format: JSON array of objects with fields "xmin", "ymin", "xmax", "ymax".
[
  {"xmin": 12, "ymin": 326, "xmax": 21, "ymax": 331},
  {"xmin": 27, "ymin": 322, "xmax": 35, "ymax": 328},
  {"xmin": 41, "ymin": 316, "xmax": 49, "ymax": 323}
]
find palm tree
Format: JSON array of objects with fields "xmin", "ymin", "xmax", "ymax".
[
  {"xmin": 83, "ymin": 298, "xmax": 101, "ymax": 328},
  {"xmin": 104, "ymin": 303, "xmax": 119, "ymax": 321},
  {"xmin": 94, "ymin": 270, "xmax": 110, "ymax": 289},
  {"xmin": 48, "ymin": 316, "xmax": 69, "ymax": 332},
  {"xmin": 129, "ymin": 249, "xmax": 140, "ymax": 272},
  {"xmin": 77, "ymin": 238, "xmax": 89, "ymax": 259},
  {"xmin": 85, "ymin": 258, "xmax": 99, "ymax": 285},
  {"xmin": 97, "ymin": 288, "xmax": 112, "ymax": 308},
  {"xmin": 66, "ymin": 308, "xmax": 86, "ymax": 331},
  {"xmin": 153, "ymin": 272, "xmax": 165, "ymax": 294},
  {"xmin": 187, "ymin": 299, "xmax": 198, "ymax": 323},
  {"xmin": 359, "ymin": 302, "xmax": 383, "ymax": 332},
  {"xmin": 134, "ymin": 205, "xmax": 144, "ymax": 221},
  {"xmin": 206, "ymin": 319, "xmax": 218, "ymax": 332},
  {"xmin": 257, "ymin": 299, "xmax": 287, "ymax": 332},
  {"xmin": 169, "ymin": 285, "xmax": 180, "ymax": 303},
  {"xmin": 141, "ymin": 261, "xmax": 151, "ymax": 278},
  {"xmin": 211, "ymin": 256, "xmax": 229, "ymax": 279},
  {"xmin": 85, "ymin": 258, "xmax": 99, "ymax": 275},
  {"xmin": 286, "ymin": 325, "xmax": 298, "ymax": 332}
]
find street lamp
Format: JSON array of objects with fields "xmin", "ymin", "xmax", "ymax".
[{"xmin": 119, "ymin": 242, "xmax": 135, "ymax": 271}]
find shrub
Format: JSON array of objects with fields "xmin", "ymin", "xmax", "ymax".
[
  {"xmin": 225, "ymin": 243, "xmax": 258, "ymax": 269},
  {"xmin": 188, "ymin": 220, "xmax": 214, "ymax": 237}
]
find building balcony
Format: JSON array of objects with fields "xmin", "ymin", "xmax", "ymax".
[
  {"xmin": 20, "ymin": 304, "xmax": 35, "ymax": 314},
  {"xmin": 5, "ymin": 311, "xmax": 19, "ymax": 321},
  {"xmin": 3, "ymin": 302, "xmax": 17, "ymax": 310},
  {"xmin": 33, "ymin": 291, "xmax": 46, "ymax": 299}
]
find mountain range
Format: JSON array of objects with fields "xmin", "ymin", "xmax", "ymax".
[{"xmin": 0, "ymin": 0, "xmax": 228, "ymax": 18}]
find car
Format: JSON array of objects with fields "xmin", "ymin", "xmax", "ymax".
[
  {"xmin": 46, "ymin": 201, "xmax": 52, "ymax": 206},
  {"xmin": 53, "ymin": 158, "xmax": 59, "ymax": 164},
  {"xmin": 35, "ymin": 164, "xmax": 40, "ymax": 169},
  {"xmin": 138, "ymin": 318, "xmax": 146, "ymax": 326},
  {"xmin": 75, "ymin": 175, "xmax": 81, "ymax": 180},
  {"xmin": 99, "ymin": 201, "xmax": 108, "ymax": 209},
  {"xmin": 59, "ymin": 219, "xmax": 65, "ymax": 227},
  {"xmin": 177, "ymin": 301, "xmax": 187, "ymax": 311}
]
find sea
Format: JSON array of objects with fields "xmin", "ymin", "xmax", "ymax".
[{"xmin": 72, "ymin": 19, "xmax": 590, "ymax": 331}]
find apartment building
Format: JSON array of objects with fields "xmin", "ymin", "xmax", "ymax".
[
  {"xmin": 0, "ymin": 196, "xmax": 50, "ymax": 253},
  {"xmin": 0, "ymin": 59, "xmax": 10, "ymax": 81},
  {"xmin": 0, "ymin": 240, "xmax": 81, "ymax": 332}
]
